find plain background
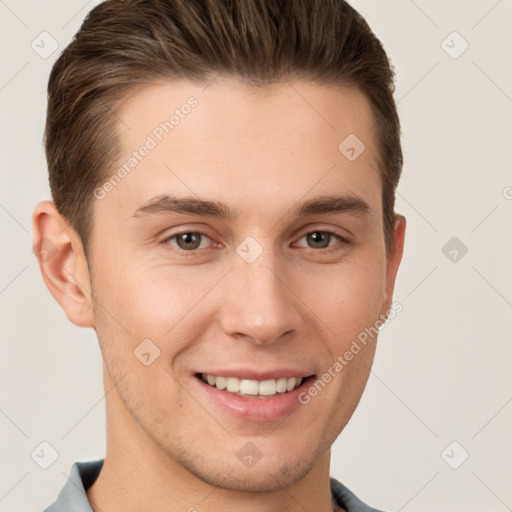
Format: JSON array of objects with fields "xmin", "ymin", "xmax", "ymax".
[{"xmin": 1, "ymin": 1, "xmax": 511, "ymax": 511}]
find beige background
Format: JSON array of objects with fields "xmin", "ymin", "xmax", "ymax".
[{"xmin": 1, "ymin": 1, "xmax": 511, "ymax": 511}]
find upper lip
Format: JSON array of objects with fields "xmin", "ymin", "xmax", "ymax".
[{"xmin": 196, "ymin": 369, "xmax": 315, "ymax": 380}]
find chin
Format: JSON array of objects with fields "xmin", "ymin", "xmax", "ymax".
[{"xmin": 188, "ymin": 456, "xmax": 316, "ymax": 492}]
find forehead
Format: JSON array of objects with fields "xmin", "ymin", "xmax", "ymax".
[{"xmin": 100, "ymin": 77, "xmax": 382, "ymax": 221}]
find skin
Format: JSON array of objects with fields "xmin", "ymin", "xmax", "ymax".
[{"xmin": 33, "ymin": 77, "xmax": 405, "ymax": 512}]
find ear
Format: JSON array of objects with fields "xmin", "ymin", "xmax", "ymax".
[
  {"xmin": 32, "ymin": 200, "xmax": 95, "ymax": 328},
  {"xmin": 380, "ymin": 214, "xmax": 406, "ymax": 317}
]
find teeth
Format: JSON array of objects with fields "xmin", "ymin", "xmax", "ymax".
[
  {"xmin": 215, "ymin": 376, "xmax": 227, "ymax": 390},
  {"xmin": 226, "ymin": 377, "xmax": 240, "ymax": 392},
  {"xmin": 240, "ymin": 379, "xmax": 259, "ymax": 395},
  {"xmin": 259, "ymin": 379, "xmax": 277, "ymax": 395},
  {"xmin": 276, "ymin": 377, "xmax": 287, "ymax": 393},
  {"xmin": 200, "ymin": 374, "xmax": 305, "ymax": 396}
]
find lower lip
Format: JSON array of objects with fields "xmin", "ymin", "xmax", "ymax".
[{"xmin": 194, "ymin": 375, "xmax": 315, "ymax": 422}]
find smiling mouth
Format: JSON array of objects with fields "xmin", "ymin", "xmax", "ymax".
[{"xmin": 196, "ymin": 373, "xmax": 314, "ymax": 398}]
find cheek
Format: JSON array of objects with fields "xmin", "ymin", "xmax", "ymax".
[
  {"xmin": 91, "ymin": 234, "xmax": 386, "ymax": 360},
  {"xmin": 300, "ymin": 254, "xmax": 386, "ymax": 345},
  {"xmin": 92, "ymin": 258, "xmax": 222, "ymax": 358}
]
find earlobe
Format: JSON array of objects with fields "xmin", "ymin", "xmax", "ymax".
[{"xmin": 32, "ymin": 200, "xmax": 95, "ymax": 328}]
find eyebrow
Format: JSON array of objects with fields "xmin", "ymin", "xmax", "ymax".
[{"xmin": 131, "ymin": 193, "xmax": 371, "ymax": 220}]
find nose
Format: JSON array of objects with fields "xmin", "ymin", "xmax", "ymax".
[{"xmin": 218, "ymin": 246, "xmax": 302, "ymax": 346}]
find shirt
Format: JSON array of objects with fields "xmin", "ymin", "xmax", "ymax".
[{"xmin": 42, "ymin": 459, "xmax": 384, "ymax": 512}]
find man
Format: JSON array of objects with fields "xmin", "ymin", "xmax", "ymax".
[{"xmin": 33, "ymin": 0, "xmax": 405, "ymax": 511}]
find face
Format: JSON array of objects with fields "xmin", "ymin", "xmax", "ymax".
[{"xmin": 80, "ymin": 78, "xmax": 404, "ymax": 491}]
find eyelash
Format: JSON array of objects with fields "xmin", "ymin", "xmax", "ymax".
[{"xmin": 160, "ymin": 229, "xmax": 351, "ymax": 256}]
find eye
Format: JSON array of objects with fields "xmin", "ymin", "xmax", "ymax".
[
  {"xmin": 160, "ymin": 228, "xmax": 351, "ymax": 255},
  {"xmin": 294, "ymin": 230, "xmax": 350, "ymax": 252},
  {"xmin": 162, "ymin": 231, "xmax": 212, "ymax": 252}
]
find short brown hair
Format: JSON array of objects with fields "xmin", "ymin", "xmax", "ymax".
[{"xmin": 45, "ymin": 0, "xmax": 402, "ymax": 259}]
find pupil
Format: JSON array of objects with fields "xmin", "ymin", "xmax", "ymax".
[
  {"xmin": 179, "ymin": 233, "xmax": 199, "ymax": 250},
  {"xmin": 309, "ymin": 232, "xmax": 328, "ymax": 248}
]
